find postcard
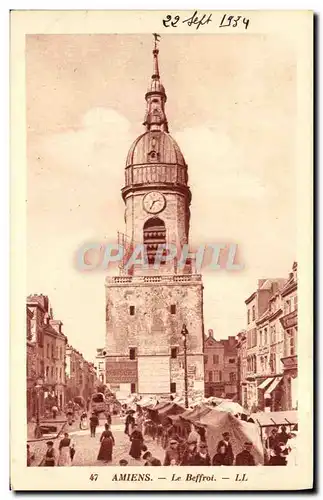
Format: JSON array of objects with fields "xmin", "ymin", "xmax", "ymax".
[{"xmin": 10, "ymin": 9, "xmax": 313, "ymax": 491}]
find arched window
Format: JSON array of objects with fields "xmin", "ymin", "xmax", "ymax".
[{"xmin": 143, "ymin": 217, "xmax": 166, "ymax": 265}]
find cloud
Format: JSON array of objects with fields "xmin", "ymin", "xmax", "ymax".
[{"xmin": 174, "ymin": 125, "xmax": 269, "ymax": 200}]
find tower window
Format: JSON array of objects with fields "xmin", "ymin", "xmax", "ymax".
[
  {"xmin": 130, "ymin": 383, "xmax": 136, "ymax": 394},
  {"xmin": 171, "ymin": 347, "xmax": 178, "ymax": 359},
  {"xmin": 143, "ymin": 217, "xmax": 166, "ymax": 265},
  {"xmin": 170, "ymin": 304, "xmax": 176, "ymax": 315},
  {"xmin": 170, "ymin": 382, "xmax": 176, "ymax": 393},
  {"xmin": 129, "ymin": 348, "xmax": 136, "ymax": 360},
  {"xmin": 129, "ymin": 306, "xmax": 135, "ymax": 316}
]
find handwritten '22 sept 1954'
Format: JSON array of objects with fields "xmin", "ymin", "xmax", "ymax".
[{"xmin": 162, "ymin": 12, "xmax": 250, "ymax": 31}]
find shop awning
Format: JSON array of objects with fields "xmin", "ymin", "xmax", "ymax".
[
  {"xmin": 258, "ymin": 377, "xmax": 275, "ymax": 390},
  {"xmin": 265, "ymin": 377, "xmax": 283, "ymax": 397},
  {"xmin": 250, "ymin": 410, "xmax": 297, "ymax": 427}
]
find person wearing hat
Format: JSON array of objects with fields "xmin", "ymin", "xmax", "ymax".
[
  {"xmin": 39, "ymin": 441, "xmax": 57, "ymax": 466},
  {"xmin": 119, "ymin": 459, "xmax": 128, "ymax": 466},
  {"xmin": 129, "ymin": 424, "xmax": 144, "ymax": 460},
  {"xmin": 180, "ymin": 439, "xmax": 199, "ymax": 466},
  {"xmin": 235, "ymin": 442, "xmax": 255, "ymax": 466},
  {"xmin": 213, "ymin": 432, "xmax": 234, "ymax": 465},
  {"xmin": 143, "ymin": 451, "xmax": 162, "ymax": 466},
  {"xmin": 194, "ymin": 442, "xmax": 211, "ymax": 466},
  {"xmin": 163, "ymin": 438, "xmax": 181, "ymax": 466},
  {"xmin": 277, "ymin": 425, "xmax": 289, "ymax": 445}
]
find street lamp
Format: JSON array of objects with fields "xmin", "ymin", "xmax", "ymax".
[
  {"xmin": 34, "ymin": 377, "xmax": 44, "ymax": 438},
  {"xmin": 181, "ymin": 324, "xmax": 189, "ymax": 409}
]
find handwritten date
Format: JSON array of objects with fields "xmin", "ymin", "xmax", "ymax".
[
  {"xmin": 219, "ymin": 14, "xmax": 250, "ymax": 30},
  {"xmin": 163, "ymin": 11, "xmax": 212, "ymax": 30}
]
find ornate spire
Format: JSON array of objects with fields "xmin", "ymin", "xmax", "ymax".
[{"xmin": 143, "ymin": 34, "xmax": 169, "ymax": 133}]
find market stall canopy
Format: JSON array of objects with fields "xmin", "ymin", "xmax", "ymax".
[
  {"xmin": 215, "ymin": 400, "xmax": 248, "ymax": 415},
  {"xmin": 158, "ymin": 402, "xmax": 185, "ymax": 417},
  {"xmin": 200, "ymin": 409, "xmax": 264, "ymax": 465},
  {"xmin": 136, "ymin": 397, "xmax": 157, "ymax": 408},
  {"xmin": 250, "ymin": 410, "xmax": 298, "ymax": 427},
  {"xmin": 151, "ymin": 401, "xmax": 171, "ymax": 412},
  {"xmin": 180, "ymin": 404, "xmax": 213, "ymax": 423}
]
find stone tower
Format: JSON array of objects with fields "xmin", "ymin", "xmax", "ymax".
[{"xmin": 105, "ymin": 37, "xmax": 205, "ymax": 399}]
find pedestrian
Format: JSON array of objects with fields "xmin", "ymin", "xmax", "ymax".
[
  {"xmin": 235, "ymin": 442, "xmax": 255, "ymax": 466},
  {"xmin": 80, "ymin": 411, "xmax": 88, "ymax": 430},
  {"xmin": 266, "ymin": 444, "xmax": 287, "ymax": 466},
  {"xmin": 156, "ymin": 422, "xmax": 163, "ymax": 445},
  {"xmin": 212, "ymin": 444, "xmax": 228, "ymax": 466},
  {"xmin": 162, "ymin": 418, "xmax": 175, "ymax": 449},
  {"xmin": 129, "ymin": 424, "xmax": 144, "ymax": 460},
  {"xmin": 39, "ymin": 441, "xmax": 57, "ymax": 466},
  {"xmin": 105, "ymin": 410, "xmax": 112, "ymax": 426},
  {"xmin": 66, "ymin": 409, "xmax": 73, "ymax": 426},
  {"xmin": 97, "ymin": 424, "xmax": 115, "ymax": 464},
  {"xmin": 143, "ymin": 451, "xmax": 162, "ymax": 466},
  {"xmin": 277, "ymin": 425, "xmax": 289, "ymax": 445},
  {"xmin": 124, "ymin": 411, "xmax": 135, "ymax": 437},
  {"xmin": 265, "ymin": 428, "xmax": 279, "ymax": 451},
  {"xmin": 52, "ymin": 405, "xmax": 58, "ymax": 419},
  {"xmin": 215, "ymin": 432, "xmax": 234, "ymax": 465},
  {"xmin": 181, "ymin": 440, "xmax": 199, "ymax": 466},
  {"xmin": 119, "ymin": 459, "xmax": 128, "ymax": 466},
  {"xmin": 187, "ymin": 424, "xmax": 200, "ymax": 446},
  {"xmin": 163, "ymin": 438, "xmax": 181, "ymax": 465},
  {"xmin": 58, "ymin": 432, "xmax": 74, "ymax": 466},
  {"xmin": 89, "ymin": 412, "xmax": 99, "ymax": 437},
  {"xmin": 194, "ymin": 442, "xmax": 211, "ymax": 465},
  {"xmin": 197, "ymin": 426, "xmax": 207, "ymax": 444}
]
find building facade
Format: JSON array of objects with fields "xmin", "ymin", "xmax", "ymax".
[
  {"xmin": 26, "ymin": 295, "xmax": 47, "ymax": 421},
  {"xmin": 43, "ymin": 318, "xmax": 67, "ymax": 411},
  {"xmin": 204, "ymin": 330, "xmax": 238, "ymax": 399},
  {"xmin": 238, "ymin": 264, "xmax": 298, "ymax": 412},
  {"xmin": 105, "ymin": 40, "xmax": 205, "ymax": 399},
  {"xmin": 66, "ymin": 345, "xmax": 97, "ymax": 404},
  {"xmin": 95, "ymin": 347, "xmax": 107, "ymax": 385},
  {"xmin": 280, "ymin": 262, "xmax": 298, "ymax": 410}
]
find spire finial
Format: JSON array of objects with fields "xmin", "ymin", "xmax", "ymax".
[
  {"xmin": 152, "ymin": 33, "xmax": 161, "ymax": 78},
  {"xmin": 153, "ymin": 33, "xmax": 161, "ymax": 51}
]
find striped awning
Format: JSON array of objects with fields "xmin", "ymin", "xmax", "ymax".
[
  {"xmin": 258, "ymin": 377, "xmax": 274, "ymax": 390},
  {"xmin": 265, "ymin": 377, "xmax": 283, "ymax": 397}
]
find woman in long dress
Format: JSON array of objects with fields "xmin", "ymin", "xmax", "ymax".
[
  {"xmin": 97, "ymin": 424, "xmax": 115, "ymax": 463},
  {"xmin": 129, "ymin": 424, "xmax": 144, "ymax": 460},
  {"xmin": 58, "ymin": 432, "xmax": 74, "ymax": 466}
]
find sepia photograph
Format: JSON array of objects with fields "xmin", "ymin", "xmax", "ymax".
[{"xmin": 10, "ymin": 10, "xmax": 313, "ymax": 491}]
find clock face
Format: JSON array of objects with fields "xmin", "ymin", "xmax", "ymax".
[{"xmin": 143, "ymin": 191, "xmax": 166, "ymax": 214}]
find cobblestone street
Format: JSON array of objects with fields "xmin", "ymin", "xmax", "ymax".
[{"xmin": 29, "ymin": 416, "xmax": 165, "ymax": 467}]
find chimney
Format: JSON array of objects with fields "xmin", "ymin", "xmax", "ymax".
[
  {"xmin": 49, "ymin": 319, "xmax": 63, "ymax": 334},
  {"xmin": 208, "ymin": 329, "xmax": 214, "ymax": 338}
]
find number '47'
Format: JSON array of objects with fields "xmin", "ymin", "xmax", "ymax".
[{"xmin": 90, "ymin": 474, "xmax": 98, "ymax": 481}]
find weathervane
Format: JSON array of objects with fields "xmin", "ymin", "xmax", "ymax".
[{"xmin": 153, "ymin": 33, "xmax": 161, "ymax": 51}]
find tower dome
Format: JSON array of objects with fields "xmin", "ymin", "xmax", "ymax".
[{"xmin": 126, "ymin": 130, "xmax": 186, "ymax": 167}]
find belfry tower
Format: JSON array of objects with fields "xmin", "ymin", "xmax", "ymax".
[{"xmin": 105, "ymin": 36, "xmax": 205, "ymax": 399}]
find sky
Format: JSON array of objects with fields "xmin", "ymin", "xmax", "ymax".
[{"xmin": 26, "ymin": 34, "xmax": 297, "ymax": 362}]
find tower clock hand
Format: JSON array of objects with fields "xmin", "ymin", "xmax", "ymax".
[{"xmin": 150, "ymin": 200, "xmax": 157, "ymax": 209}]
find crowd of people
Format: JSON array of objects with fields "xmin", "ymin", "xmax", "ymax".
[
  {"xmin": 120, "ymin": 408, "xmax": 257, "ymax": 466},
  {"xmin": 27, "ymin": 398, "xmax": 298, "ymax": 467},
  {"xmin": 264, "ymin": 425, "xmax": 298, "ymax": 466}
]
